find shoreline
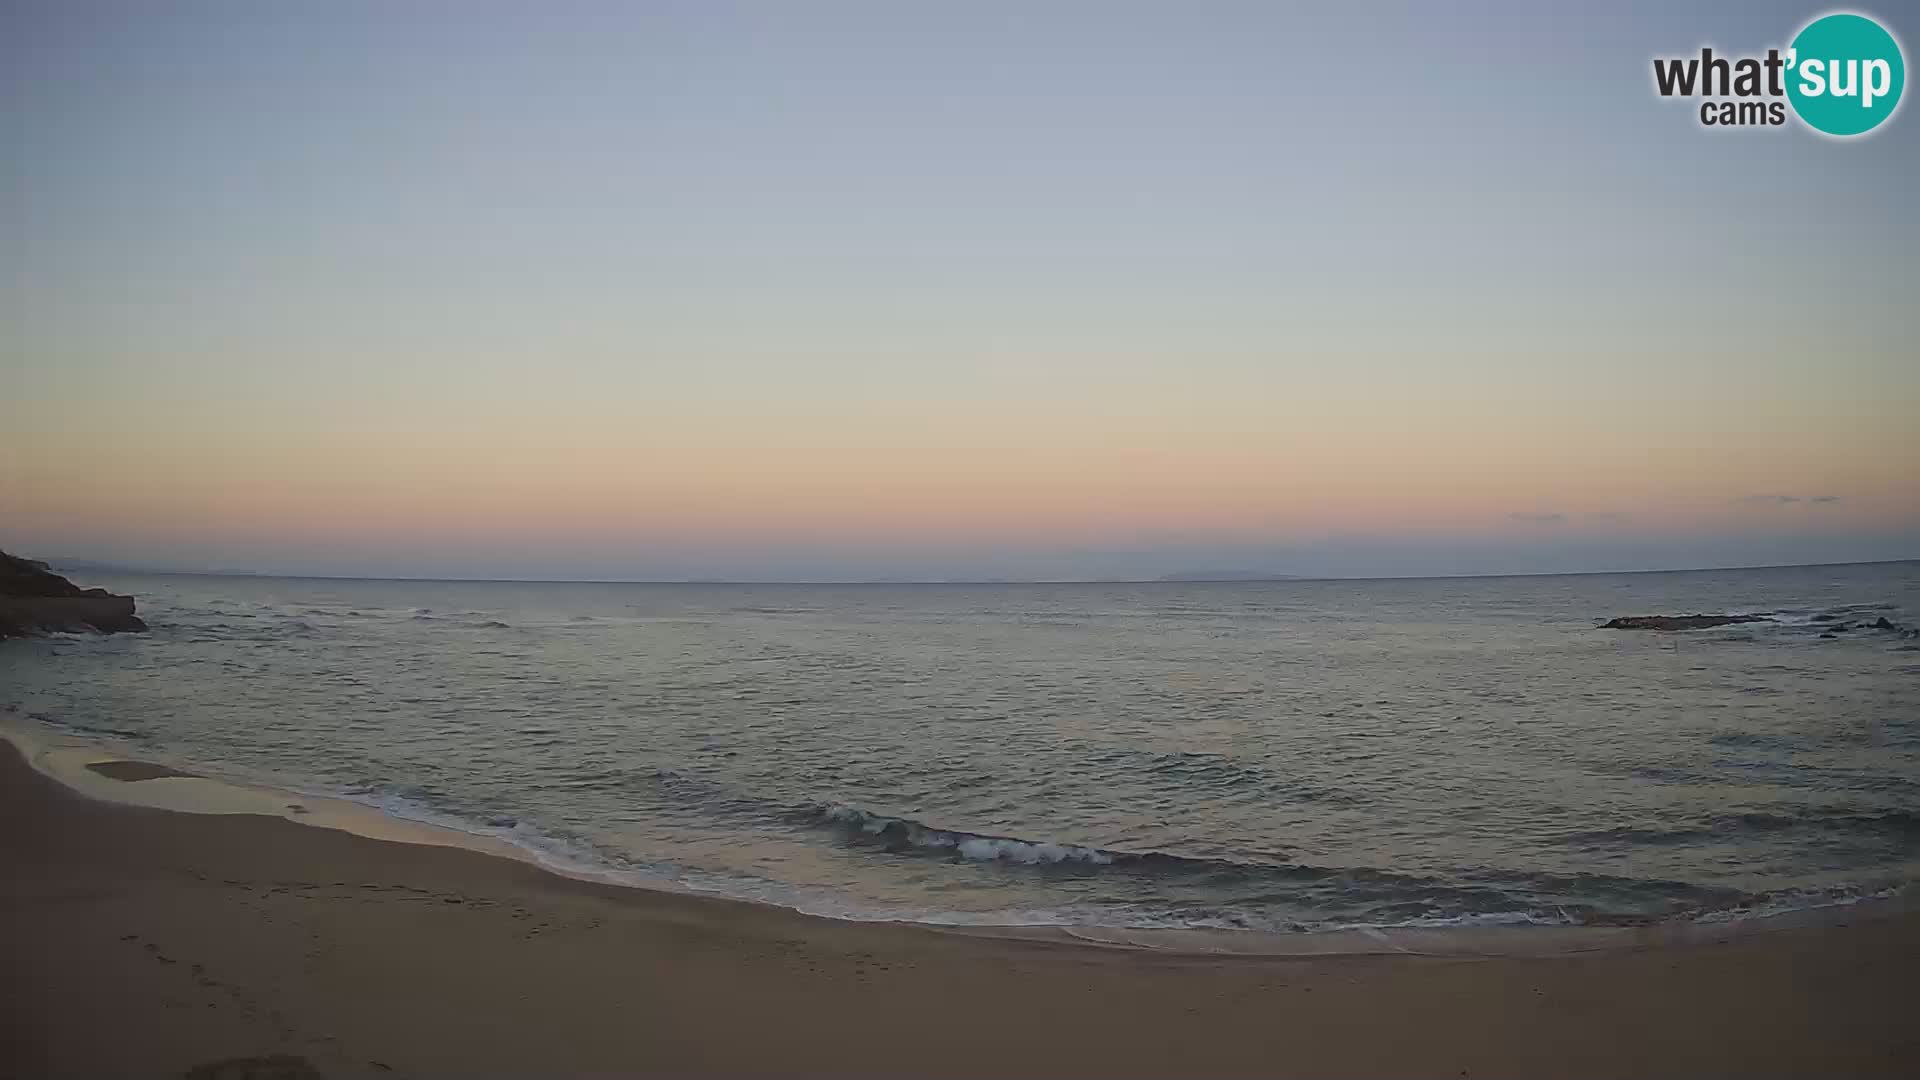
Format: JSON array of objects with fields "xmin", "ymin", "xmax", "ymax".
[
  {"xmin": 4, "ymin": 714, "xmax": 1911, "ymax": 960},
  {"xmin": 6, "ymin": 733, "xmax": 1920, "ymax": 1077}
]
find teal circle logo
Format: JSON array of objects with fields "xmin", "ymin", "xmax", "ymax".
[{"xmin": 1786, "ymin": 13, "xmax": 1905, "ymax": 136}]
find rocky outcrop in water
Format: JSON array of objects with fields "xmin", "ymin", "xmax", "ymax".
[
  {"xmin": 1600, "ymin": 614, "xmax": 1773, "ymax": 631},
  {"xmin": 1814, "ymin": 616, "xmax": 1916, "ymax": 639},
  {"xmin": 1601, "ymin": 611, "xmax": 1917, "ymax": 637},
  {"xmin": 0, "ymin": 550, "xmax": 147, "ymax": 638}
]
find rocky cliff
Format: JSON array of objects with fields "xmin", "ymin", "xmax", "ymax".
[{"xmin": 0, "ymin": 550, "xmax": 147, "ymax": 638}]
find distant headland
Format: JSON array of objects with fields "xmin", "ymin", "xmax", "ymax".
[
  {"xmin": 0, "ymin": 550, "xmax": 147, "ymax": 639},
  {"xmin": 1155, "ymin": 570, "xmax": 1304, "ymax": 582}
]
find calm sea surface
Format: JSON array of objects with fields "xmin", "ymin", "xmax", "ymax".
[{"xmin": 6, "ymin": 563, "xmax": 1919, "ymax": 931}]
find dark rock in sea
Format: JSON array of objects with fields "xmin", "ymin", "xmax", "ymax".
[
  {"xmin": 1600, "ymin": 614, "xmax": 1773, "ymax": 631},
  {"xmin": 877, "ymin": 819, "xmax": 916, "ymax": 853},
  {"xmin": 0, "ymin": 550, "xmax": 148, "ymax": 639},
  {"xmin": 1871, "ymin": 617, "xmax": 1897, "ymax": 632}
]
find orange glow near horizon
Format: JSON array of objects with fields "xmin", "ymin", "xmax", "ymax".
[{"xmin": 10, "ymin": 386, "xmax": 1917, "ymax": 562}]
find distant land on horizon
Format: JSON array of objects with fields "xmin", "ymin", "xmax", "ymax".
[
  {"xmin": 1156, "ymin": 570, "xmax": 1305, "ymax": 582},
  {"xmin": 30, "ymin": 556, "xmax": 1920, "ymax": 587}
]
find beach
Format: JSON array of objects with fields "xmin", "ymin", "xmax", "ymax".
[
  {"xmin": 7, "ymin": 1, "xmax": 1916, "ymax": 1075},
  {"xmin": 5, "ymin": 736, "xmax": 1917, "ymax": 1079}
]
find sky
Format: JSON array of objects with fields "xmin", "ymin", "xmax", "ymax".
[{"xmin": 2, "ymin": 1, "xmax": 1916, "ymax": 581}]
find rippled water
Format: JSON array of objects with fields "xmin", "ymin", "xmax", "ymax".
[{"xmin": 5, "ymin": 563, "xmax": 1918, "ymax": 931}]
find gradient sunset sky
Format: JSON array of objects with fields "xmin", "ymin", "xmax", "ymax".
[{"xmin": 4, "ymin": 1, "xmax": 1916, "ymax": 580}]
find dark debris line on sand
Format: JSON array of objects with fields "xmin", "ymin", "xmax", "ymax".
[
  {"xmin": 180, "ymin": 1054, "xmax": 326, "ymax": 1080},
  {"xmin": 85, "ymin": 760, "xmax": 200, "ymax": 783}
]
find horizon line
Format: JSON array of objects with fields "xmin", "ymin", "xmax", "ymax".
[{"xmin": 36, "ymin": 556, "xmax": 1920, "ymax": 588}]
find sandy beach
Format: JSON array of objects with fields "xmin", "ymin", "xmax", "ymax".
[{"xmin": 2, "ymin": 736, "xmax": 1916, "ymax": 1078}]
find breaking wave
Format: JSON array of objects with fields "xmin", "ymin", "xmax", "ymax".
[
  {"xmin": 802, "ymin": 803, "xmax": 1134, "ymax": 866},
  {"xmin": 776, "ymin": 802, "xmax": 1910, "ymax": 928}
]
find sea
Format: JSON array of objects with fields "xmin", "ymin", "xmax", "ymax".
[{"xmin": 5, "ymin": 562, "xmax": 1918, "ymax": 934}]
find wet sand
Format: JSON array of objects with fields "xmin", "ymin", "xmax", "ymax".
[{"xmin": 3, "ymin": 737, "xmax": 1917, "ymax": 1078}]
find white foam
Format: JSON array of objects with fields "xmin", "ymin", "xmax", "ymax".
[
  {"xmin": 0, "ymin": 711, "xmax": 608, "ymax": 881},
  {"xmin": 1689, "ymin": 884, "xmax": 1904, "ymax": 924}
]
